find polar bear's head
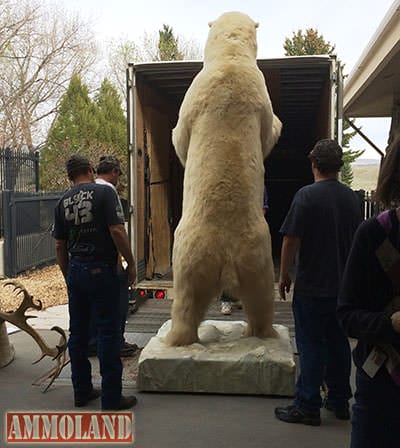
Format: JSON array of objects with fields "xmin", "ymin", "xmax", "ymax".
[{"xmin": 204, "ymin": 12, "xmax": 259, "ymax": 63}]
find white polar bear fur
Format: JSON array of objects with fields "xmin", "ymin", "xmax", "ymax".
[{"xmin": 166, "ymin": 11, "xmax": 282, "ymax": 346}]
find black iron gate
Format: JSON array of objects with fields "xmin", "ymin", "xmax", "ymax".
[
  {"xmin": 0, "ymin": 148, "xmax": 40, "ymax": 238},
  {"xmin": 2, "ymin": 190, "xmax": 61, "ymax": 277}
]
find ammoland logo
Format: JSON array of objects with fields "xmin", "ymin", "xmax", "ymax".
[{"xmin": 6, "ymin": 412, "xmax": 134, "ymax": 444}]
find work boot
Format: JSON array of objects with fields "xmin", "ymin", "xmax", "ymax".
[
  {"xmin": 74, "ymin": 388, "xmax": 101, "ymax": 407},
  {"xmin": 324, "ymin": 401, "xmax": 350, "ymax": 420},
  {"xmin": 120, "ymin": 342, "xmax": 139, "ymax": 357},
  {"xmin": 102, "ymin": 395, "xmax": 137, "ymax": 411},
  {"xmin": 275, "ymin": 405, "xmax": 321, "ymax": 426}
]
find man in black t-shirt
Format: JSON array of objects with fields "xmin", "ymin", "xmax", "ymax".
[
  {"xmin": 53, "ymin": 154, "xmax": 137, "ymax": 411},
  {"xmin": 275, "ymin": 139, "xmax": 362, "ymax": 426}
]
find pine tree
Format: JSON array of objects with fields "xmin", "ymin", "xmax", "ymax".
[
  {"xmin": 158, "ymin": 24, "xmax": 184, "ymax": 61},
  {"xmin": 93, "ymin": 78, "xmax": 128, "ymax": 192},
  {"xmin": 94, "ymin": 78, "xmax": 126, "ymax": 157},
  {"xmin": 40, "ymin": 74, "xmax": 99, "ymax": 190},
  {"xmin": 340, "ymin": 118, "xmax": 364, "ymax": 186},
  {"xmin": 40, "ymin": 76, "xmax": 129, "ymax": 191},
  {"xmin": 284, "ymin": 29, "xmax": 335, "ymax": 56}
]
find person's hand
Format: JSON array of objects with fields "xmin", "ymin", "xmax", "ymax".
[
  {"xmin": 278, "ymin": 273, "xmax": 292, "ymax": 301},
  {"xmin": 391, "ymin": 311, "xmax": 400, "ymax": 333},
  {"xmin": 126, "ymin": 264, "xmax": 136, "ymax": 287}
]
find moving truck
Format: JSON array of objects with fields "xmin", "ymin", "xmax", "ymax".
[{"xmin": 126, "ymin": 55, "xmax": 343, "ymax": 299}]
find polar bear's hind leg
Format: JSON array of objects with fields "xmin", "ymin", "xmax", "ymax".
[{"xmin": 165, "ymin": 262, "xmax": 220, "ymax": 346}]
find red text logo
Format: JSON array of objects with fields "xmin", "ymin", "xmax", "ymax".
[{"xmin": 6, "ymin": 412, "xmax": 134, "ymax": 444}]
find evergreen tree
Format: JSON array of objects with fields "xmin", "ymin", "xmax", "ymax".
[
  {"xmin": 338, "ymin": 118, "xmax": 363, "ymax": 186},
  {"xmin": 284, "ymin": 29, "xmax": 335, "ymax": 56},
  {"xmin": 40, "ymin": 75, "xmax": 128, "ymax": 191},
  {"xmin": 40, "ymin": 74, "xmax": 99, "ymax": 190},
  {"xmin": 283, "ymin": 28, "xmax": 363, "ymax": 186},
  {"xmin": 94, "ymin": 78, "xmax": 126, "ymax": 157},
  {"xmin": 158, "ymin": 24, "xmax": 184, "ymax": 61},
  {"xmin": 94, "ymin": 78, "xmax": 128, "ymax": 192}
]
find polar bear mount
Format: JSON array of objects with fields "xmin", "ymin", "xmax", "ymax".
[{"xmin": 166, "ymin": 11, "xmax": 282, "ymax": 346}]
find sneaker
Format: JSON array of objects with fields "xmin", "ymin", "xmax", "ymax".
[
  {"xmin": 221, "ymin": 302, "xmax": 232, "ymax": 315},
  {"xmin": 120, "ymin": 342, "xmax": 139, "ymax": 357},
  {"xmin": 102, "ymin": 395, "xmax": 137, "ymax": 411},
  {"xmin": 74, "ymin": 388, "xmax": 101, "ymax": 407},
  {"xmin": 275, "ymin": 405, "xmax": 321, "ymax": 426},
  {"xmin": 324, "ymin": 402, "xmax": 350, "ymax": 420}
]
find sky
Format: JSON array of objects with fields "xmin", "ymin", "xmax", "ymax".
[{"xmin": 52, "ymin": 0, "xmax": 397, "ymax": 159}]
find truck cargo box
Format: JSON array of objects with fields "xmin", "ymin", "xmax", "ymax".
[{"xmin": 127, "ymin": 56, "xmax": 341, "ymax": 286}]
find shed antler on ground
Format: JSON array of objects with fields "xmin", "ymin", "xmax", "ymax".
[{"xmin": 0, "ymin": 281, "xmax": 69, "ymax": 392}]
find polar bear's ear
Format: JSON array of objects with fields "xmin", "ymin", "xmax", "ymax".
[
  {"xmin": 208, "ymin": 21, "xmax": 214, "ymax": 28},
  {"xmin": 254, "ymin": 22, "xmax": 259, "ymax": 28}
]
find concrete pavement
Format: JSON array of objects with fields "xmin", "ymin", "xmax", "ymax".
[{"xmin": 0, "ymin": 301, "xmax": 352, "ymax": 448}]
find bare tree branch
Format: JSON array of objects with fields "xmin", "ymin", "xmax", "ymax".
[{"xmin": 0, "ymin": 0, "xmax": 97, "ymax": 150}]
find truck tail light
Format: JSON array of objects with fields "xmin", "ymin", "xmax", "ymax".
[{"xmin": 154, "ymin": 290, "xmax": 165, "ymax": 299}]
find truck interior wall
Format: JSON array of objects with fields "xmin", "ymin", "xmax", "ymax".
[
  {"xmin": 136, "ymin": 83, "xmax": 179, "ymax": 279},
  {"xmin": 146, "ymin": 106, "xmax": 172, "ymax": 278},
  {"xmin": 316, "ymin": 78, "xmax": 331, "ymax": 139},
  {"xmin": 266, "ymin": 152, "xmax": 314, "ymax": 260},
  {"xmin": 134, "ymin": 88, "xmax": 146, "ymax": 279},
  {"xmin": 136, "ymin": 61, "xmax": 333, "ymax": 279},
  {"xmin": 265, "ymin": 77, "xmax": 331, "ymax": 259}
]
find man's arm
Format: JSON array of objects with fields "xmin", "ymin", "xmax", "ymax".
[
  {"xmin": 55, "ymin": 239, "xmax": 69, "ymax": 280},
  {"xmin": 109, "ymin": 224, "xmax": 136, "ymax": 286},
  {"xmin": 279, "ymin": 235, "xmax": 301, "ymax": 300}
]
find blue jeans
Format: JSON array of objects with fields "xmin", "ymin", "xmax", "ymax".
[
  {"xmin": 293, "ymin": 294, "xmax": 352, "ymax": 414},
  {"xmin": 67, "ymin": 259, "xmax": 122, "ymax": 409},
  {"xmin": 88, "ymin": 269, "xmax": 128, "ymax": 348},
  {"xmin": 351, "ymin": 369, "xmax": 400, "ymax": 448}
]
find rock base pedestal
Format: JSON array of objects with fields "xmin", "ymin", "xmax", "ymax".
[{"xmin": 137, "ymin": 320, "xmax": 295, "ymax": 396}]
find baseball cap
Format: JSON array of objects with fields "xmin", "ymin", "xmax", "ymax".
[
  {"xmin": 66, "ymin": 154, "xmax": 91, "ymax": 180},
  {"xmin": 308, "ymin": 139, "xmax": 344, "ymax": 172},
  {"xmin": 96, "ymin": 155, "xmax": 123, "ymax": 175}
]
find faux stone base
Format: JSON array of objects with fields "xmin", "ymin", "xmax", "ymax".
[{"xmin": 137, "ymin": 320, "xmax": 295, "ymax": 396}]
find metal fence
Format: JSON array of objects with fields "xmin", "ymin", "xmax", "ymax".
[
  {"xmin": 2, "ymin": 190, "xmax": 61, "ymax": 277},
  {"xmin": 354, "ymin": 189, "xmax": 380, "ymax": 220},
  {"xmin": 0, "ymin": 148, "xmax": 39, "ymax": 238},
  {"xmin": 0, "ymin": 147, "xmax": 39, "ymax": 192}
]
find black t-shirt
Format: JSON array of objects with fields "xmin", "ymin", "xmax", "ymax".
[
  {"xmin": 53, "ymin": 182, "xmax": 124, "ymax": 264},
  {"xmin": 280, "ymin": 179, "xmax": 362, "ymax": 297}
]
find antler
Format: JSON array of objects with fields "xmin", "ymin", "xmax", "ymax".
[{"xmin": 0, "ymin": 281, "xmax": 69, "ymax": 392}]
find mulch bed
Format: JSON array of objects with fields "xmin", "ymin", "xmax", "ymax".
[{"xmin": 0, "ymin": 264, "xmax": 67, "ymax": 312}]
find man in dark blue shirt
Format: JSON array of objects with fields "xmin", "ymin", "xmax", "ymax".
[
  {"xmin": 275, "ymin": 139, "xmax": 362, "ymax": 426},
  {"xmin": 53, "ymin": 154, "xmax": 137, "ymax": 410}
]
